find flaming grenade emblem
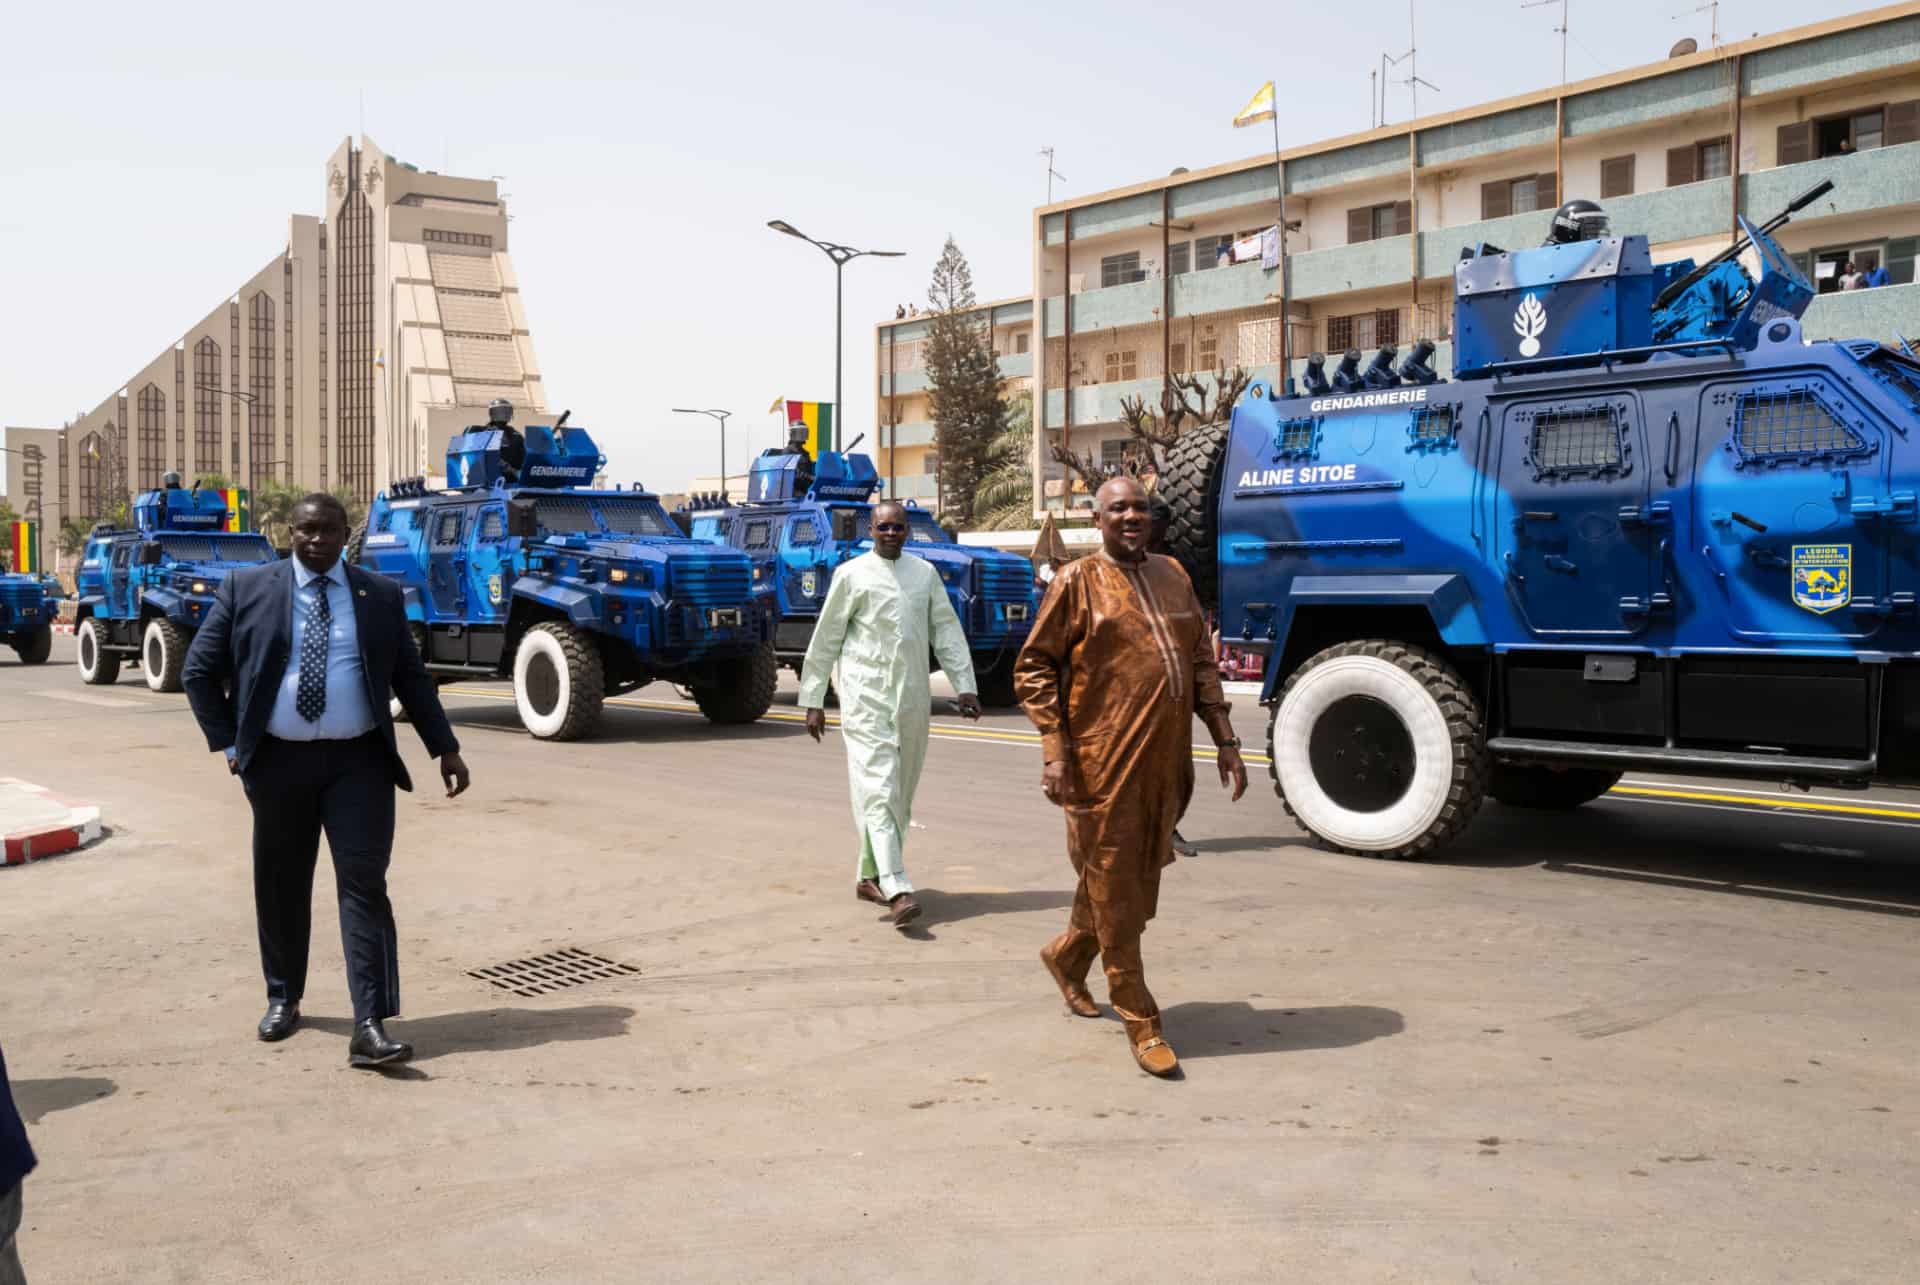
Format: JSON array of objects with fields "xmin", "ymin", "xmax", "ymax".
[{"xmin": 1513, "ymin": 292, "xmax": 1548, "ymax": 358}]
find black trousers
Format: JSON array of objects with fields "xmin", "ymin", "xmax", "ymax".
[{"xmin": 242, "ymin": 733, "xmax": 399, "ymax": 1023}]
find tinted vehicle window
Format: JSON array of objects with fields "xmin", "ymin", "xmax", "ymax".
[
  {"xmin": 789, "ymin": 518, "xmax": 821, "ymax": 547},
  {"xmin": 534, "ymin": 498, "xmax": 599, "ymax": 534},
  {"xmin": 433, "ymin": 511, "xmax": 464, "ymax": 545},
  {"xmin": 908, "ymin": 513, "xmax": 948, "ymax": 544},
  {"xmin": 741, "ymin": 520, "xmax": 774, "ymax": 551},
  {"xmin": 478, "ymin": 508, "xmax": 507, "ymax": 541},
  {"xmin": 594, "ymin": 497, "xmax": 675, "ymax": 537},
  {"xmin": 161, "ymin": 535, "xmax": 274, "ymax": 563},
  {"xmin": 830, "ymin": 508, "xmax": 862, "ymax": 542}
]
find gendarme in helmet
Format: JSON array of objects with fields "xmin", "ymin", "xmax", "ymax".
[{"xmin": 1545, "ymin": 199, "xmax": 1610, "ymax": 246}]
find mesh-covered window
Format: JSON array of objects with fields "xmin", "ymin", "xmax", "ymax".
[
  {"xmin": 1275, "ymin": 416, "xmax": 1319, "ymax": 459},
  {"xmin": 594, "ymin": 497, "xmax": 675, "ymax": 537},
  {"xmin": 741, "ymin": 519, "xmax": 774, "ymax": 550},
  {"xmin": 1410, "ymin": 405, "xmax": 1457, "ymax": 447},
  {"xmin": 831, "ymin": 508, "xmax": 863, "ymax": 541},
  {"xmin": 1529, "ymin": 405, "xmax": 1625, "ymax": 476},
  {"xmin": 788, "ymin": 518, "xmax": 821, "ymax": 547},
  {"xmin": 908, "ymin": 513, "xmax": 947, "ymax": 544},
  {"xmin": 1734, "ymin": 388, "xmax": 1867, "ymax": 463},
  {"xmin": 160, "ymin": 535, "xmax": 274, "ymax": 563},
  {"xmin": 432, "ymin": 511, "xmax": 464, "ymax": 546},
  {"xmin": 534, "ymin": 497, "xmax": 598, "ymax": 534},
  {"xmin": 478, "ymin": 508, "xmax": 506, "ymax": 541}
]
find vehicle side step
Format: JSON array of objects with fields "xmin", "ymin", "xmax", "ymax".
[{"xmin": 1486, "ymin": 737, "xmax": 1875, "ymax": 783}]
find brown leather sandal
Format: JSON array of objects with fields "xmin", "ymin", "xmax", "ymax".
[{"xmin": 1131, "ymin": 1036, "xmax": 1179, "ymax": 1077}]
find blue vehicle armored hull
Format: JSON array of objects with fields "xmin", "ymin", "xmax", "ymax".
[
  {"xmin": 683, "ymin": 448, "xmax": 1038, "ymax": 705},
  {"xmin": 72, "ymin": 481, "xmax": 278, "ymax": 690},
  {"xmin": 0, "ymin": 573, "xmax": 60, "ymax": 665},
  {"xmin": 354, "ymin": 411, "xmax": 778, "ymax": 741},
  {"xmin": 1161, "ymin": 181, "xmax": 1920, "ymax": 859}
]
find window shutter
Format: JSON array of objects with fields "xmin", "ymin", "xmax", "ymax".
[
  {"xmin": 1536, "ymin": 172, "xmax": 1558, "ymax": 210},
  {"xmin": 1393, "ymin": 200, "xmax": 1412, "ymax": 236},
  {"xmin": 1886, "ymin": 100, "xmax": 1920, "ymax": 147},
  {"xmin": 1600, "ymin": 155, "xmax": 1635, "ymax": 199},
  {"xmin": 1776, "ymin": 121, "xmax": 1814, "ymax": 167},
  {"xmin": 1886, "ymin": 237, "xmax": 1919, "ymax": 286},
  {"xmin": 1482, "ymin": 180, "xmax": 1511, "ymax": 220},
  {"xmin": 1347, "ymin": 207, "xmax": 1372, "ymax": 244},
  {"xmin": 1666, "ymin": 145, "xmax": 1697, "ymax": 187}
]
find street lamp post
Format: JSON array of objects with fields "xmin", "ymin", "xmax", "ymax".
[
  {"xmin": 194, "ymin": 381, "xmax": 290, "ymax": 483},
  {"xmin": 766, "ymin": 220, "xmax": 904, "ymax": 454},
  {"xmin": 671, "ymin": 408, "xmax": 733, "ymax": 498}
]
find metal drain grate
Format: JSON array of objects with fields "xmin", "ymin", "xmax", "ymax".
[{"xmin": 467, "ymin": 948, "xmax": 641, "ymax": 997}]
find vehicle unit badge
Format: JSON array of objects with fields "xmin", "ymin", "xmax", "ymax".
[
  {"xmin": 1791, "ymin": 544, "xmax": 1850, "ymax": 614},
  {"xmin": 488, "ymin": 573, "xmax": 504, "ymax": 605},
  {"xmin": 801, "ymin": 571, "xmax": 818, "ymax": 597}
]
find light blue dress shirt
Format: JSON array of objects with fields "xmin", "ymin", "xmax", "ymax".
[{"xmin": 264, "ymin": 557, "xmax": 377, "ymax": 743}]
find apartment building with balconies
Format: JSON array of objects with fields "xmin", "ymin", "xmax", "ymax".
[
  {"xmin": 873, "ymin": 297, "xmax": 1034, "ymax": 510},
  {"xmin": 1029, "ymin": 4, "xmax": 1920, "ymax": 513}
]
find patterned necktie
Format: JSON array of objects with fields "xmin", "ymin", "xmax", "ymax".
[{"xmin": 295, "ymin": 574, "xmax": 333, "ymax": 722}]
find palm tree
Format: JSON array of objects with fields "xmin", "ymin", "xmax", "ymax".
[
  {"xmin": 251, "ymin": 479, "xmax": 304, "ymax": 546},
  {"xmin": 967, "ymin": 394, "xmax": 1035, "ymax": 532}
]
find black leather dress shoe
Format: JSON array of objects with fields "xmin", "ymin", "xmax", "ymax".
[
  {"xmin": 348, "ymin": 1018, "xmax": 413, "ymax": 1069},
  {"xmin": 258, "ymin": 1001, "xmax": 300, "ymax": 1042}
]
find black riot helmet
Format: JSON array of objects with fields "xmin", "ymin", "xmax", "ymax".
[{"xmin": 1545, "ymin": 199, "xmax": 1609, "ymax": 246}]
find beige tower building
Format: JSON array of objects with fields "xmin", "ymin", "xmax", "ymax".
[{"xmin": 4, "ymin": 134, "xmax": 547, "ymax": 549}]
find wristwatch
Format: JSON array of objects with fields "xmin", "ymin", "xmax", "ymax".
[{"xmin": 1217, "ymin": 736, "xmax": 1242, "ymax": 750}]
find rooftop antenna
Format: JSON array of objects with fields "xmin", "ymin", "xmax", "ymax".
[
  {"xmin": 1370, "ymin": 68, "xmax": 1378, "ymax": 128},
  {"xmin": 1675, "ymin": 0, "xmax": 1720, "ymax": 48},
  {"xmin": 1382, "ymin": 3, "xmax": 1437, "ymax": 126},
  {"xmin": 1522, "ymin": 0, "xmax": 1569, "ymax": 84},
  {"xmin": 1040, "ymin": 147, "xmax": 1066, "ymax": 203}
]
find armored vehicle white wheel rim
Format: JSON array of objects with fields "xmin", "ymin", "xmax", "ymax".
[
  {"xmin": 142, "ymin": 617, "xmax": 187, "ymax": 692},
  {"xmin": 512, "ymin": 621, "xmax": 604, "ymax": 741},
  {"xmin": 76, "ymin": 618, "xmax": 120, "ymax": 685},
  {"xmin": 1271, "ymin": 641, "xmax": 1486, "ymax": 858}
]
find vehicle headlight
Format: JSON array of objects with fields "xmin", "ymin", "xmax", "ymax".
[
  {"xmin": 191, "ymin": 581, "xmax": 209, "ymax": 594},
  {"xmin": 609, "ymin": 567, "xmax": 628, "ymax": 583}
]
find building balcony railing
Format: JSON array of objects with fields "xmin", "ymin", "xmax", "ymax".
[
  {"xmin": 884, "ymin": 422, "xmax": 937, "ymax": 448},
  {"xmin": 1744, "ymin": 141, "xmax": 1920, "ymax": 226},
  {"xmin": 1801, "ymin": 281, "xmax": 1920, "ymax": 343}
]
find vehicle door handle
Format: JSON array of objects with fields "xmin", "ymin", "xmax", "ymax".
[
  {"xmin": 1664, "ymin": 411, "xmax": 1681, "ymax": 483},
  {"xmin": 1746, "ymin": 546, "xmax": 1790, "ymax": 569},
  {"xmin": 1543, "ymin": 555, "xmax": 1577, "ymax": 574},
  {"xmin": 1618, "ymin": 501, "xmax": 1672, "ymax": 525}
]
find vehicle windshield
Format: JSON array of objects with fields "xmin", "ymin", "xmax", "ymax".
[
  {"xmin": 159, "ymin": 534, "xmax": 275, "ymax": 563},
  {"xmin": 533, "ymin": 497, "xmax": 601, "ymax": 534},
  {"xmin": 594, "ymin": 497, "xmax": 676, "ymax": 537},
  {"xmin": 1868, "ymin": 352, "xmax": 1920, "ymax": 406},
  {"xmin": 907, "ymin": 513, "xmax": 948, "ymax": 544}
]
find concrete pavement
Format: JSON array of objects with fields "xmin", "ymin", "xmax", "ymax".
[{"xmin": 2, "ymin": 636, "xmax": 1918, "ymax": 1282}]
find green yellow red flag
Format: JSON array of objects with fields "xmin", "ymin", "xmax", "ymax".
[
  {"xmin": 7, "ymin": 521, "xmax": 38, "ymax": 574},
  {"xmin": 219, "ymin": 487, "xmax": 251, "ymax": 533},
  {"xmin": 1233, "ymin": 81, "xmax": 1276, "ymax": 128},
  {"xmin": 783, "ymin": 400, "xmax": 834, "ymax": 457}
]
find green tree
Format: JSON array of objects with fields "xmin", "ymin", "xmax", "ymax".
[
  {"xmin": 923, "ymin": 237, "xmax": 1007, "ymax": 527},
  {"xmin": 251, "ymin": 478, "xmax": 305, "ymax": 545},
  {"xmin": 58, "ymin": 520, "xmax": 90, "ymax": 558},
  {"xmin": 967, "ymin": 393, "xmax": 1035, "ymax": 532},
  {"xmin": 0, "ymin": 498, "xmax": 18, "ymax": 530}
]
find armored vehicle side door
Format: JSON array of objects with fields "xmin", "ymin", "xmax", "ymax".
[
  {"xmin": 732, "ymin": 512, "xmax": 779, "ymax": 600},
  {"xmin": 779, "ymin": 513, "xmax": 830, "ymax": 612},
  {"xmin": 1683, "ymin": 374, "xmax": 1893, "ymax": 642},
  {"xmin": 107, "ymin": 540, "xmax": 137, "ymax": 619},
  {"xmin": 467, "ymin": 502, "xmax": 510, "ymax": 621},
  {"xmin": 1493, "ymin": 391, "xmax": 1655, "ymax": 637},
  {"xmin": 427, "ymin": 506, "xmax": 468, "ymax": 617}
]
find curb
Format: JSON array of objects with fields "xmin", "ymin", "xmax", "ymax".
[{"xmin": 1, "ymin": 778, "xmax": 104, "ymax": 866}]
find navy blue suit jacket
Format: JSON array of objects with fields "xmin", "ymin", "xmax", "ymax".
[
  {"xmin": 182, "ymin": 559, "xmax": 459, "ymax": 791},
  {"xmin": 0, "ymin": 1042, "xmax": 33, "ymax": 1195}
]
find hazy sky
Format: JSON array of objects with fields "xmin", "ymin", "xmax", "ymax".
[{"xmin": 1, "ymin": 0, "xmax": 1837, "ymax": 494}]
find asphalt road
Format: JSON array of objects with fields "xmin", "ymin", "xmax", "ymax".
[{"xmin": 3, "ymin": 635, "xmax": 1918, "ymax": 1283}]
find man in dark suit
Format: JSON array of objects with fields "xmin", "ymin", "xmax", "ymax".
[
  {"xmin": 184, "ymin": 493, "xmax": 471, "ymax": 1069},
  {"xmin": 1, "ymin": 1040, "xmax": 32, "ymax": 1283}
]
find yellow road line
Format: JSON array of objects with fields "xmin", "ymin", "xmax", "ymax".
[
  {"xmin": 1606, "ymin": 785, "xmax": 1920, "ymax": 821},
  {"xmin": 440, "ymin": 684, "xmax": 1275, "ymax": 765}
]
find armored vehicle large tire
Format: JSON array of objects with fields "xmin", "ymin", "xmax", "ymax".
[
  {"xmin": 1268, "ymin": 640, "xmax": 1487, "ymax": 860},
  {"xmin": 513, "ymin": 621, "xmax": 605, "ymax": 741},
  {"xmin": 76, "ymin": 617, "xmax": 121, "ymax": 685},
  {"xmin": 972, "ymin": 651, "xmax": 1019, "ymax": 709},
  {"xmin": 1487, "ymin": 764, "xmax": 1621, "ymax": 810},
  {"xmin": 12, "ymin": 625, "xmax": 52, "ymax": 665},
  {"xmin": 1159, "ymin": 419, "xmax": 1233, "ymax": 610},
  {"xmin": 692, "ymin": 643, "xmax": 779, "ymax": 725},
  {"xmin": 142, "ymin": 617, "xmax": 188, "ymax": 693}
]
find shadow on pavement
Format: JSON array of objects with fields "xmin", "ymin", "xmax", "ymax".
[
  {"xmin": 917, "ymin": 888, "xmax": 1075, "ymax": 927},
  {"xmin": 13, "ymin": 1076, "xmax": 118, "ymax": 1124},
  {"xmin": 305, "ymin": 1004, "xmax": 635, "ymax": 1063},
  {"xmin": 1439, "ymin": 801, "xmax": 1920, "ymax": 918},
  {"xmin": 438, "ymin": 700, "xmax": 812, "ymax": 745},
  {"xmin": 1163, "ymin": 1003, "xmax": 1405, "ymax": 1060},
  {"xmin": 1183, "ymin": 835, "xmax": 1287, "ymax": 855}
]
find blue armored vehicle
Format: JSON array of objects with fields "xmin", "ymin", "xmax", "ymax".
[
  {"xmin": 0, "ymin": 569, "xmax": 59, "ymax": 665},
  {"xmin": 1162, "ymin": 180, "xmax": 1920, "ymax": 858},
  {"xmin": 681, "ymin": 444, "xmax": 1038, "ymax": 705},
  {"xmin": 353, "ymin": 406, "xmax": 777, "ymax": 741},
  {"xmin": 73, "ymin": 476, "xmax": 277, "ymax": 690}
]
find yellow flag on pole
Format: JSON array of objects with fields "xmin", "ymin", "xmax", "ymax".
[{"xmin": 1233, "ymin": 81, "xmax": 1276, "ymax": 128}]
